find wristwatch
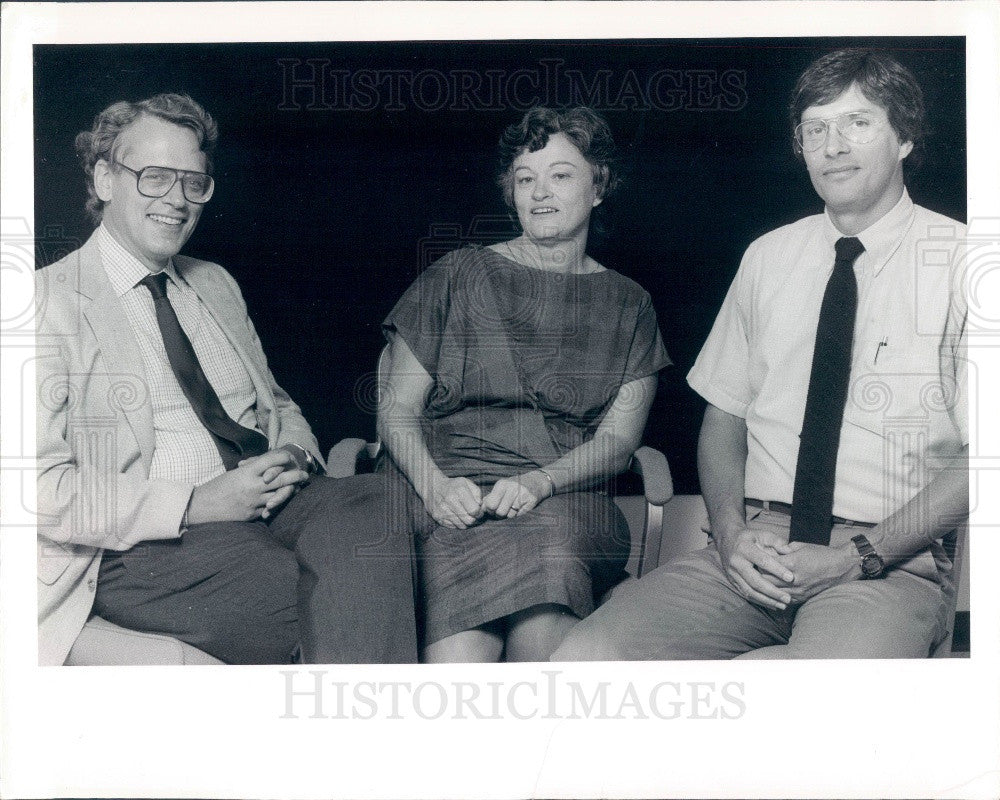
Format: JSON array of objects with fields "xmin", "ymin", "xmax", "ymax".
[
  {"xmin": 285, "ymin": 443, "xmax": 318, "ymax": 474},
  {"xmin": 851, "ymin": 534, "xmax": 885, "ymax": 579}
]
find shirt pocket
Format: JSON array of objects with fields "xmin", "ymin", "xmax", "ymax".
[{"xmin": 844, "ymin": 339, "xmax": 952, "ymax": 437}]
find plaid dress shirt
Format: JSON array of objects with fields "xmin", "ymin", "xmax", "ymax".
[{"xmin": 98, "ymin": 226, "xmax": 262, "ymax": 486}]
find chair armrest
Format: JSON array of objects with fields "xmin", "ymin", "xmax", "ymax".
[
  {"xmin": 326, "ymin": 438, "xmax": 370, "ymax": 478},
  {"xmin": 629, "ymin": 446, "xmax": 674, "ymax": 506}
]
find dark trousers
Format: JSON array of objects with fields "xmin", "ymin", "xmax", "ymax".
[{"xmin": 95, "ymin": 476, "xmax": 418, "ymax": 664}]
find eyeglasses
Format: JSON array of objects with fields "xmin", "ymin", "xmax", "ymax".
[
  {"xmin": 113, "ymin": 159, "xmax": 215, "ymax": 203},
  {"xmin": 793, "ymin": 112, "xmax": 886, "ymax": 152}
]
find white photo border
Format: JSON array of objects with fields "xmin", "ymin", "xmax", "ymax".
[{"xmin": 2, "ymin": 3, "xmax": 998, "ymax": 799}]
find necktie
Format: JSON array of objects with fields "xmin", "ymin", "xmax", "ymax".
[
  {"xmin": 789, "ymin": 236, "xmax": 865, "ymax": 545},
  {"xmin": 140, "ymin": 272, "xmax": 268, "ymax": 470}
]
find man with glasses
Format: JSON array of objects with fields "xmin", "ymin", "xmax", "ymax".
[
  {"xmin": 36, "ymin": 93, "xmax": 417, "ymax": 665},
  {"xmin": 555, "ymin": 49, "xmax": 968, "ymax": 660}
]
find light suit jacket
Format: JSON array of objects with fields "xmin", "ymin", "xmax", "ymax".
[{"xmin": 35, "ymin": 231, "xmax": 322, "ymax": 665}]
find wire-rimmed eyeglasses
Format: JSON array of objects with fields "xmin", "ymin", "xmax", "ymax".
[
  {"xmin": 793, "ymin": 112, "xmax": 886, "ymax": 153},
  {"xmin": 113, "ymin": 159, "xmax": 215, "ymax": 203}
]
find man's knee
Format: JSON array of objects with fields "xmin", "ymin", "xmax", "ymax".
[
  {"xmin": 787, "ymin": 575, "xmax": 946, "ymax": 659},
  {"xmin": 204, "ymin": 609, "xmax": 298, "ymax": 664},
  {"xmin": 550, "ymin": 619, "xmax": 625, "ymax": 662},
  {"xmin": 205, "ymin": 552, "xmax": 299, "ymax": 663}
]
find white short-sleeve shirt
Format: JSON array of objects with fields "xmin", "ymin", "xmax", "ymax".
[{"xmin": 688, "ymin": 190, "xmax": 967, "ymax": 524}]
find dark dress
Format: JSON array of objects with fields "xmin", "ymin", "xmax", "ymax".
[{"xmin": 345, "ymin": 246, "xmax": 669, "ymax": 646}]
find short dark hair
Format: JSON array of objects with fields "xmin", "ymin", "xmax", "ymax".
[
  {"xmin": 74, "ymin": 93, "xmax": 218, "ymax": 225},
  {"xmin": 789, "ymin": 49, "xmax": 925, "ymax": 167},
  {"xmin": 496, "ymin": 106, "xmax": 621, "ymax": 212}
]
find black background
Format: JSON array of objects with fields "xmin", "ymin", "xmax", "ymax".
[{"xmin": 34, "ymin": 38, "xmax": 966, "ymax": 494}]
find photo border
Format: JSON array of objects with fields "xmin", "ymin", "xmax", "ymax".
[{"xmin": 2, "ymin": 3, "xmax": 998, "ymax": 799}]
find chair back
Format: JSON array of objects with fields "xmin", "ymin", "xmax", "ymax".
[{"xmin": 931, "ymin": 523, "xmax": 968, "ymax": 658}]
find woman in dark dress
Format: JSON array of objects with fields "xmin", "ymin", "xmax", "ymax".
[
  {"xmin": 314, "ymin": 107, "xmax": 670, "ymax": 662},
  {"xmin": 386, "ymin": 107, "xmax": 671, "ymax": 662}
]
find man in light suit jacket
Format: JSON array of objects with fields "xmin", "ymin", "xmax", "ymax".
[{"xmin": 36, "ymin": 93, "xmax": 417, "ymax": 665}]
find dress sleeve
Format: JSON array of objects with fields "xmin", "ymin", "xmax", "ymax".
[
  {"xmin": 381, "ymin": 253, "xmax": 456, "ymax": 377},
  {"xmin": 623, "ymin": 292, "xmax": 672, "ymax": 384}
]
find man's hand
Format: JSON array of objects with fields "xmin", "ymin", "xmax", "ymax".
[
  {"xmin": 424, "ymin": 476, "xmax": 484, "ymax": 529},
  {"xmin": 770, "ymin": 541, "xmax": 859, "ymax": 604},
  {"xmin": 188, "ymin": 449, "xmax": 309, "ymax": 525},
  {"xmin": 241, "ymin": 448, "xmax": 314, "ymax": 519},
  {"xmin": 715, "ymin": 527, "xmax": 796, "ymax": 611},
  {"xmin": 482, "ymin": 471, "xmax": 551, "ymax": 519}
]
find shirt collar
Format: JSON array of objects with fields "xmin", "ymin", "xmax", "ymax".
[
  {"xmin": 822, "ymin": 188, "xmax": 915, "ymax": 277},
  {"xmin": 98, "ymin": 224, "xmax": 179, "ymax": 297}
]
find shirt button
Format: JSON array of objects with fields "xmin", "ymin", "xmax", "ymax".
[{"xmin": 87, "ymin": 578, "xmax": 97, "ymax": 591}]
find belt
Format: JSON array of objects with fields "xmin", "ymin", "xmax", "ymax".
[{"xmin": 745, "ymin": 498, "xmax": 876, "ymax": 528}]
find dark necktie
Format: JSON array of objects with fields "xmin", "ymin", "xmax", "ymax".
[
  {"xmin": 789, "ymin": 236, "xmax": 865, "ymax": 545},
  {"xmin": 140, "ymin": 271, "xmax": 268, "ymax": 470}
]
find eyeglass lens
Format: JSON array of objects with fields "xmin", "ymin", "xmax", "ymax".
[
  {"xmin": 796, "ymin": 113, "xmax": 879, "ymax": 151},
  {"xmin": 138, "ymin": 167, "xmax": 214, "ymax": 202}
]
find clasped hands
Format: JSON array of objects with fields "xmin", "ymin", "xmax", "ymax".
[
  {"xmin": 716, "ymin": 527, "xmax": 859, "ymax": 611},
  {"xmin": 186, "ymin": 447, "xmax": 311, "ymax": 525},
  {"xmin": 425, "ymin": 471, "xmax": 553, "ymax": 529}
]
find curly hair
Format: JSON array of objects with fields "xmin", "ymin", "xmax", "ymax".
[
  {"xmin": 789, "ymin": 49, "xmax": 925, "ymax": 168},
  {"xmin": 74, "ymin": 93, "xmax": 218, "ymax": 225},
  {"xmin": 496, "ymin": 106, "xmax": 621, "ymax": 212}
]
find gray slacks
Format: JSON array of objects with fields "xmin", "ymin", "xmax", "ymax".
[{"xmin": 554, "ymin": 507, "xmax": 949, "ymax": 661}]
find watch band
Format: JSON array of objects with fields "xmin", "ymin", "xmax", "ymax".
[
  {"xmin": 851, "ymin": 533, "xmax": 875, "ymax": 558},
  {"xmin": 300, "ymin": 447, "xmax": 318, "ymax": 474},
  {"xmin": 285, "ymin": 443, "xmax": 317, "ymax": 474},
  {"xmin": 851, "ymin": 534, "xmax": 884, "ymax": 578}
]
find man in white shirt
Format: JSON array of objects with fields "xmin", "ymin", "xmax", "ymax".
[
  {"xmin": 36, "ymin": 93, "xmax": 417, "ymax": 665},
  {"xmin": 554, "ymin": 49, "xmax": 968, "ymax": 660}
]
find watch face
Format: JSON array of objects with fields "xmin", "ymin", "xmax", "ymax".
[{"xmin": 861, "ymin": 553, "xmax": 884, "ymax": 578}]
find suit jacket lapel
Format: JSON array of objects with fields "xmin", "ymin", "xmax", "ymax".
[
  {"xmin": 74, "ymin": 236, "xmax": 278, "ymax": 455},
  {"xmin": 76, "ymin": 234, "xmax": 156, "ymax": 467},
  {"xmin": 179, "ymin": 263, "xmax": 278, "ymax": 436}
]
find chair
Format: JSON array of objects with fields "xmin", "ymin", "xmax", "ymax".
[
  {"xmin": 65, "ymin": 615, "xmax": 224, "ymax": 666},
  {"xmin": 327, "ymin": 346, "xmax": 675, "ymax": 580},
  {"xmin": 930, "ymin": 523, "xmax": 969, "ymax": 658}
]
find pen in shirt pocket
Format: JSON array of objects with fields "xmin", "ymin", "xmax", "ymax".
[{"xmin": 874, "ymin": 336, "xmax": 888, "ymax": 364}]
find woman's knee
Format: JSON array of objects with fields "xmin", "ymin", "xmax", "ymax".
[{"xmin": 503, "ymin": 603, "xmax": 578, "ymax": 662}]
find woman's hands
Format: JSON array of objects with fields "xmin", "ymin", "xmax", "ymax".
[
  {"xmin": 425, "ymin": 476, "xmax": 484, "ymax": 529},
  {"xmin": 423, "ymin": 471, "xmax": 554, "ymax": 529},
  {"xmin": 481, "ymin": 471, "xmax": 553, "ymax": 519}
]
